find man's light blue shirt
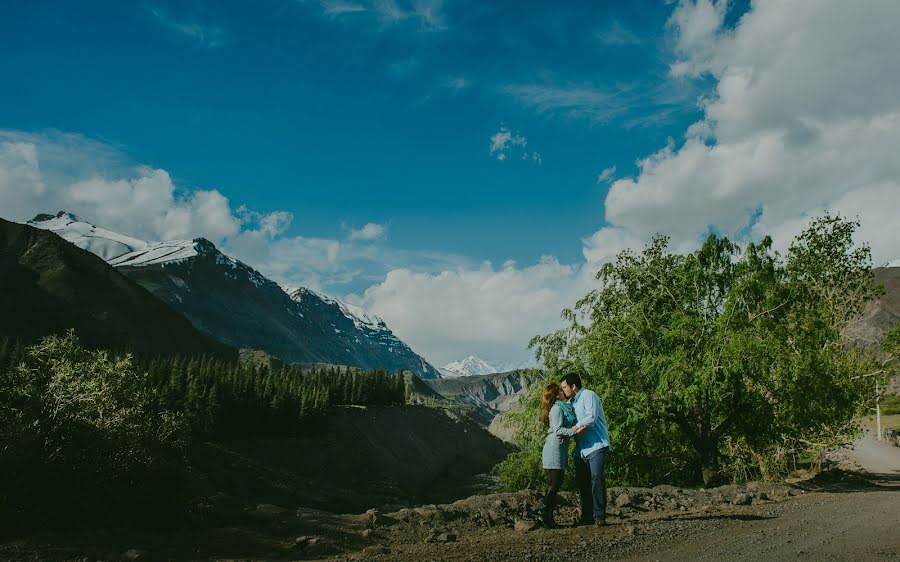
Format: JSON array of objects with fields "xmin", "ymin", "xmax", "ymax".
[{"xmin": 570, "ymin": 388, "xmax": 610, "ymax": 458}]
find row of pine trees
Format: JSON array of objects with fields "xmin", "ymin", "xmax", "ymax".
[{"xmin": 0, "ymin": 335, "xmax": 407, "ymax": 440}]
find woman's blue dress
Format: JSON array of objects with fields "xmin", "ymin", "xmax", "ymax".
[{"xmin": 542, "ymin": 401, "xmax": 577, "ymax": 470}]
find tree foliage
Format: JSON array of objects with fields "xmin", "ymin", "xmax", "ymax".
[
  {"xmin": 499, "ymin": 215, "xmax": 881, "ymax": 489},
  {"xmin": 0, "ymin": 331, "xmax": 190, "ymax": 529}
]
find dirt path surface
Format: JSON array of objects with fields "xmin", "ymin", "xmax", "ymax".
[
  {"xmin": 839, "ymin": 431, "xmax": 900, "ymax": 477},
  {"xmin": 354, "ymin": 478, "xmax": 900, "ymax": 562}
]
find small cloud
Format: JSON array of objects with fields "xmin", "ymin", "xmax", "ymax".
[
  {"xmin": 147, "ymin": 5, "xmax": 225, "ymax": 48},
  {"xmin": 489, "ymin": 126, "xmax": 527, "ymax": 160},
  {"xmin": 490, "ymin": 126, "xmax": 541, "ymax": 164},
  {"xmin": 311, "ymin": 0, "xmax": 446, "ymax": 32},
  {"xmin": 596, "ymin": 165, "xmax": 616, "ymax": 184},
  {"xmin": 348, "ymin": 222, "xmax": 387, "ymax": 241},
  {"xmin": 388, "ymin": 56, "xmax": 423, "ymax": 77},
  {"xmin": 596, "ymin": 20, "xmax": 642, "ymax": 46},
  {"xmin": 441, "ymin": 76, "xmax": 470, "ymax": 94},
  {"xmin": 319, "ymin": 0, "xmax": 367, "ymax": 17},
  {"xmin": 524, "ymin": 151, "xmax": 542, "ymax": 165}
]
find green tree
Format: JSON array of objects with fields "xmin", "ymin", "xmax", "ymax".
[
  {"xmin": 508, "ymin": 215, "xmax": 879, "ymax": 488},
  {"xmin": 0, "ymin": 330, "xmax": 189, "ymax": 527}
]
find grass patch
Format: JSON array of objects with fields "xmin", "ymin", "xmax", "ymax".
[{"xmin": 880, "ymin": 393, "xmax": 900, "ymax": 416}]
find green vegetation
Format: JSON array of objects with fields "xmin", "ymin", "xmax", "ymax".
[
  {"xmin": 0, "ymin": 331, "xmax": 406, "ymax": 532},
  {"xmin": 497, "ymin": 215, "xmax": 885, "ymax": 490}
]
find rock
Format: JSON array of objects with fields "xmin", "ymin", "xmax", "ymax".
[
  {"xmin": 250, "ymin": 503, "xmax": 288, "ymax": 520},
  {"xmin": 756, "ymin": 491, "xmax": 770, "ymax": 501},
  {"xmin": 122, "ymin": 549, "xmax": 149, "ymax": 561},
  {"xmin": 362, "ymin": 545, "xmax": 390, "ymax": 556},
  {"xmin": 515, "ymin": 519, "xmax": 540, "ymax": 533},
  {"xmin": 614, "ymin": 493, "xmax": 633, "ymax": 508},
  {"xmin": 732, "ymin": 493, "xmax": 752, "ymax": 505},
  {"xmin": 435, "ymin": 533, "xmax": 457, "ymax": 543},
  {"xmin": 361, "ymin": 529, "xmax": 373, "ymax": 538}
]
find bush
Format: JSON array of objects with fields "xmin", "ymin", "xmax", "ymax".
[{"xmin": 0, "ymin": 331, "xmax": 190, "ymax": 531}]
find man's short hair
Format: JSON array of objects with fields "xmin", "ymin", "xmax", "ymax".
[{"xmin": 561, "ymin": 373, "xmax": 582, "ymax": 389}]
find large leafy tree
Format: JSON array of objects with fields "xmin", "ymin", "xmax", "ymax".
[{"xmin": 517, "ymin": 215, "xmax": 880, "ymax": 487}]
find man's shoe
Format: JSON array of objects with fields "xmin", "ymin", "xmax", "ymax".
[
  {"xmin": 573, "ymin": 518, "xmax": 594, "ymax": 527},
  {"xmin": 594, "ymin": 517, "xmax": 607, "ymax": 527}
]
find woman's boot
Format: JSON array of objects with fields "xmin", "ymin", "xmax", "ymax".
[{"xmin": 542, "ymin": 500, "xmax": 558, "ymax": 528}]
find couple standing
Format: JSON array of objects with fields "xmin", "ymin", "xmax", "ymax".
[{"xmin": 541, "ymin": 373, "xmax": 610, "ymax": 528}]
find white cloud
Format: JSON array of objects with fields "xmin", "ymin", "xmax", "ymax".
[
  {"xmin": 590, "ymin": 0, "xmax": 900, "ymax": 266},
  {"xmin": 596, "ymin": 165, "xmax": 616, "ymax": 184},
  {"xmin": 313, "ymin": 0, "xmax": 446, "ymax": 31},
  {"xmin": 351, "ymin": 256, "xmax": 593, "ymax": 366},
  {"xmin": 489, "ymin": 126, "xmax": 537, "ymax": 163},
  {"xmin": 597, "ymin": 19, "xmax": 643, "ymax": 47},
  {"xmin": 504, "ymin": 78, "xmax": 700, "ymax": 128},
  {"xmin": 147, "ymin": 5, "xmax": 225, "ymax": 48},
  {"xmin": 504, "ymin": 84, "xmax": 628, "ymax": 124},
  {"xmin": 348, "ymin": 222, "xmax": 387, "ymax": 241}
]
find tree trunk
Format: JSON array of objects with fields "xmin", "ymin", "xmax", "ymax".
[{"xmin": 699, "ymin": 439, "xmax": 721, "ymax": 488}]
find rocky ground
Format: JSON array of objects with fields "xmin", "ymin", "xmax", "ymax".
[{"xmin": 3, "ymin": 470, "xmax": 897, "ymax": 561}]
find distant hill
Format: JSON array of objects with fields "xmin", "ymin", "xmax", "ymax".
[
  {"xmin": 845, "ymin": 266, "xmax": 900, "ymax": 393},
  {"xmin": 426, "ymin": 369, "xmax": 538, "ymax": 425},
  {"xmin": 0, "ymin": 217, "xmax": 235, "ymax": 358},
  {"xmin": 845, "ymin": 267, "xmax": 900, "ymax": 347}
]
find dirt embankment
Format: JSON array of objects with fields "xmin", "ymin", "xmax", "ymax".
[{"xmin": 188, "ymin": 405, "xmax": 513, "ymax": 516}]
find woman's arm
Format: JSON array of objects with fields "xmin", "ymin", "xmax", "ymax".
[{"xmin": 553, "ymin": 404, "xmax": 576, "ymax": 438}]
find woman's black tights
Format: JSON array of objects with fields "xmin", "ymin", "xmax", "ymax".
[{"xmin": 544, "ymin": 469, "xmax": 563, "ymax": 508}]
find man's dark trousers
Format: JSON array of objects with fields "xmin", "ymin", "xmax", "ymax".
[{"xmin": 575, "ymin": 447, "xmax": 608, "ymax": 521}]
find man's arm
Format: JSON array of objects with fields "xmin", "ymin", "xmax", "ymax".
[{"xmin": 576, "ymin": 391, "xmax": 599, "ymax": 430}]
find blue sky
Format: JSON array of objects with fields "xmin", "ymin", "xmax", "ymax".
[
  {"xmin": 4, "ymin": 1, "xmax": 898, "ymax": 366},
  {"xmin": 0, "ymin": 0, "xmax": 721, "ymax": 274}
]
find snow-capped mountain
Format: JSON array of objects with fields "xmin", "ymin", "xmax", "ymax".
[
  {"xmin": 440, "ymin": 355, "xmax": 539, "ymax": 377},
  {"xmin": 26, "ymin": 211, "xmax": 439, "ymax": 378},
  {"xmin": 442, "ymin": 356, "xmax": 499, "ymax": 377},
  {"xmin": 1, "ymin": 216, "xmax": 233, "ymax": 358}
]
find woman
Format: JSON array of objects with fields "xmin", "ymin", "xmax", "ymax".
[{"xmin": 540, "ymin": 382, "xmax": 577, "ymax": 528}]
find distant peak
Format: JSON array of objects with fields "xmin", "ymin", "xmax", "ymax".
[
  {"xmin": 30, "ymin": 210, "xmax": 80, "ymax": 224},
  {"xmin": 192, "ymin": 237, "xmax": 219, "ymax": 256}
]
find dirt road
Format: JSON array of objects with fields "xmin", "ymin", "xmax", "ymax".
[{"xmin": 841, "ymin": 430, "xmax": 900, "ymax": 477}]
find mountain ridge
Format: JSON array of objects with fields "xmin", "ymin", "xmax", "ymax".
[{"xmin": 26, "ymin": 212, "xmax": 439, "ymax": 377}]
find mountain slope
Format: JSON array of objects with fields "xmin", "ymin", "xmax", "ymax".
[
  {"xmin": 0, "ymin": 217, "xmax": 235, "ymax": 358},
  {"xmin": 426, "ymin": 369, "xmax": 537, "ymax": 424},
  {"xmin": 845, "ymin": 266, "xmax": 900, "ymax": 348},
  {"xmin": 27, "ymin": 212, "xmax": 439, "ymax": 377}
]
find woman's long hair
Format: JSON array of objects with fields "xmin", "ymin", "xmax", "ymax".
[{"xmin": 541, "ymin": 383, "xmax": 560, "ymax": 427}]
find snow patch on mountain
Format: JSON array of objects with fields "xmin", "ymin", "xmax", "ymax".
[
  {"xmin": 28, "ymin": 211, "xmax": 150, "ymax": 260},
  {"xmin": 107, "ymin": 239, "xmax": 199, "ymax": 266}
]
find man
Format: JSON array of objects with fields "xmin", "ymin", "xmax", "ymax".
[{"xmin": 558, "ymin": 372, "xmax": 610, "ymax": 527}]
